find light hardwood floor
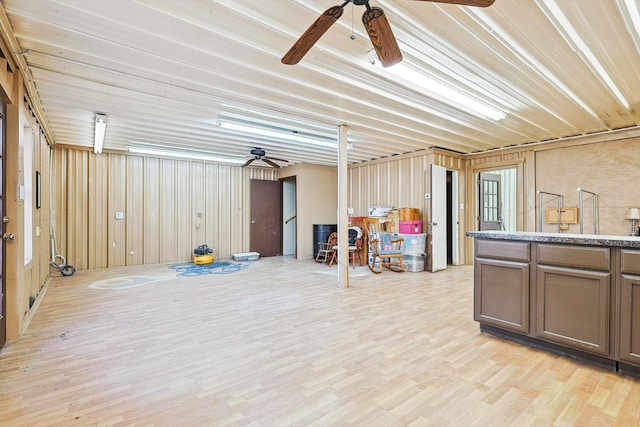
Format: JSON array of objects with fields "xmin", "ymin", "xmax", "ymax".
[{"xmin": 1, "ymin": 257, "xmax": 639, "ymax": 426}]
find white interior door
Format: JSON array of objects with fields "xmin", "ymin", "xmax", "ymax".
[{"xmin": 431, "ymin": 164, "xmax": 447, "ymax": 272}]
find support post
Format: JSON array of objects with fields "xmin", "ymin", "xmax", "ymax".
[{"xmin": 337, "ymin": 124, "xmax": 349, "ymax": 288}]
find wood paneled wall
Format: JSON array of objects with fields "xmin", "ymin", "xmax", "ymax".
[
  {"xmin": 51, "ymin": 148, "xmax": 278, "ymax": 270},
  {"xmin": 348, "ymin": 150, "xmax": 466, "ymax": 221},
  {"xmin": 348, "ymin": 154, "xmax": 431, "ymax": 219}
]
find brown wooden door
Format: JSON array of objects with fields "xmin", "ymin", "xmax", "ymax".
[
  {"xmin": 250, "ymin": 179, "xmax": 282, "ymax": 257},
  {"xmin": 0, "ymin": 105, "xmax": 6, "ymax": 349}
]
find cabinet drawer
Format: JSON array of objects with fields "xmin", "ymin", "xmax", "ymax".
[
  {"xmin": 537, "ymin": 244, "xmax": 609, "ymax": 270},
  {"xmin": 621, "ymin": 250, "xmax": 640, "ymax": 275},
  {"xmin": 476, "ymin": 239, "xmax": 530, "ymax": 262}
]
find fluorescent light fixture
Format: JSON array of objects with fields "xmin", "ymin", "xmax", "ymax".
[
  {"xmin": 219, "ymin": 121, "xmax": 340, "ymax": 149},
  {"xmin": 94, "ymin": 113, "xmax": 107, "ymax": 154},
  {"xmin": 127, "ymin": 147, "xmax": 246, "ymax": 165},
  {"xmin": 624, "ymin": 0, "xmax": 640, "ymax": 42},
  {"xmin": 541, "ymin": 0, "xmax": 630, "ymax": 110},
  {"xmin": 369, "ymin": 53, "xmax": 506, "ymax": 121}
]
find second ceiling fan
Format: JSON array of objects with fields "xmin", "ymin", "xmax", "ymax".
[{"xmin": 282, "ymin": 0, "xmax": 495, "ymax": 68}]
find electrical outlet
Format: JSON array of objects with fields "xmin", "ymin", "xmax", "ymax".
[{"xmin": 115, "ymin": 211, "xmax": 124, "ymax": 220}]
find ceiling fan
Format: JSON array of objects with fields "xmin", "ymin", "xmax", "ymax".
[
  {"xmin": 282, "ymin": 0, "xmax": 495, "ymax": 68},
  {"xmin": 242, "ymin": 147, "xmax": 290, "ymax": 169}
]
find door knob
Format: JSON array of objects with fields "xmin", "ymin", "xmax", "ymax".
[
  {"xmin": 3, "ymin": 233, "xmax": 14, "ymax": 241},
  {"xmin": 251, "ymin": 220, "xmax": 256, "ymax": 224},
  {"xmin": 2, "ymin": 216, "xmax": 9, "ymax": 223}
]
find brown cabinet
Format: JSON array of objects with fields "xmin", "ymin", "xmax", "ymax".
[
  {"xmin": 474, "ymin": 240, "xmax": 530, "ymax": 334},
  {"xmin": 535, "ymin": 245, "xmax": 612, "ymax": 356},
  {"xmin": 536, "ymin": 265, "xmax": 611, "ymax": 356},
  {"xmin": 469, "ymin": 232, "xmax": 640, "ymax": 375},
  {"xmin": 619, "ymin": 250, "xmax": 640, "ymax": 365}
]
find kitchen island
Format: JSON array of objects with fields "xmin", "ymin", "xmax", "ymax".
[{"xmin": 467, "ymin": 231, "xmax": 640, "ymax": 376}]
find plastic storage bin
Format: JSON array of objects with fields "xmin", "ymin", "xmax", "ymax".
[
  {"xmin": 399, "ymin": 220, "xmax": 422, "ymax": 234},
  {"xmin": 397, "ymin": 233, "xmax": 427, "ymax": 255},
  {"xmin": 403, "ymin": 254, "xmax": 425, "ymax": 272},
  {"xmin": 232, "ymin": 252, "xmax": 260, "ymax": 261}
]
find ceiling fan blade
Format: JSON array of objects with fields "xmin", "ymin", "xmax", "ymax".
[
  {"xmin": 282, "ymin": 5, "xmax": 344, "ymax": 65},
  {"xmin": 242, "ymin": 158, "xmax": 255, "ymax": 168},
  {"xmin": 262, "ymin": 158, "xmax": 281, "ymax": 169},
  {"xmin": 410, "ymin": 0, "xmax": 495, "ymax": 6},
  {"xmin": 264, "ymin": 156, "xmax": 289, "ymax": 163},
  {"xmin": 362, "ymin": 7, "xmax": 402, "ymax": 68}
]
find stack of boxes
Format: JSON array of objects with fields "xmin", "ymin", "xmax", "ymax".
[
  {"xmin": 397, "ymin": 208, "xmax": 426, "ymax": 272},
  {"xmin": 366, "ymin": 206, "xmax": 427, "ymax": 272}
]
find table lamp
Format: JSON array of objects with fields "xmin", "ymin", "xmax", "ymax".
[{"xmin": 625, "ymin": 208, "xmax": 640, "ymax": 236}]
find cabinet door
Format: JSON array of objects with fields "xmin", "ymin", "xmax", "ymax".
[
  {"xmin": 536, "ymin": 265, "xmax": 610, "ymax": 356},
  {"xmin": 620, "ymin": 275, "xmax": 640, "ymax": 365},
  {"xmin": 474, "ymin": 259, "xmax": 529, "ymax": 333}
]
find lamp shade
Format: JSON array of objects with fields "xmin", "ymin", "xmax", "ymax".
[{"xmin": 625, "ymin": 208, "xmax": 640, "ymax": 220}]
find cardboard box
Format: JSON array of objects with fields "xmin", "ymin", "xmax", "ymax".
[
  {"xmin": 398, "ymin": 207, "xmax": 420, "ymax": 221},
  {"xmin": 387, "ymin": 209, "xmax": 399, "ymax": 233},
  {"xmin": 368, "ymin": 206, "xmax": 393, "ymax": 217}
]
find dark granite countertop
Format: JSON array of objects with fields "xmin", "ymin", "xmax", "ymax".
[{"xmin": 466, "ymin": 231, "xmax": 640, "ymax": 248}]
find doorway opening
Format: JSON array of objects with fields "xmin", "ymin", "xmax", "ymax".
[
  {"xmin": 282, "ymin": 177, "xmax": 297, "ymax": 257},
  {"xmin": 477, "ymin": 167, "xmax": 517, "ymax": 232},
  {"xmin": 446, "ymin": 170, "xmax": 459, "ymax": 265},
  {"xmin": 431, "ymin": 165, "xmax": 459, "ymax": 271}
]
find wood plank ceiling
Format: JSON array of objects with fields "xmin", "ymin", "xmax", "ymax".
[{"xmin": 2, "ymin": 0, "xmax": 640, "ymax": 167}]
